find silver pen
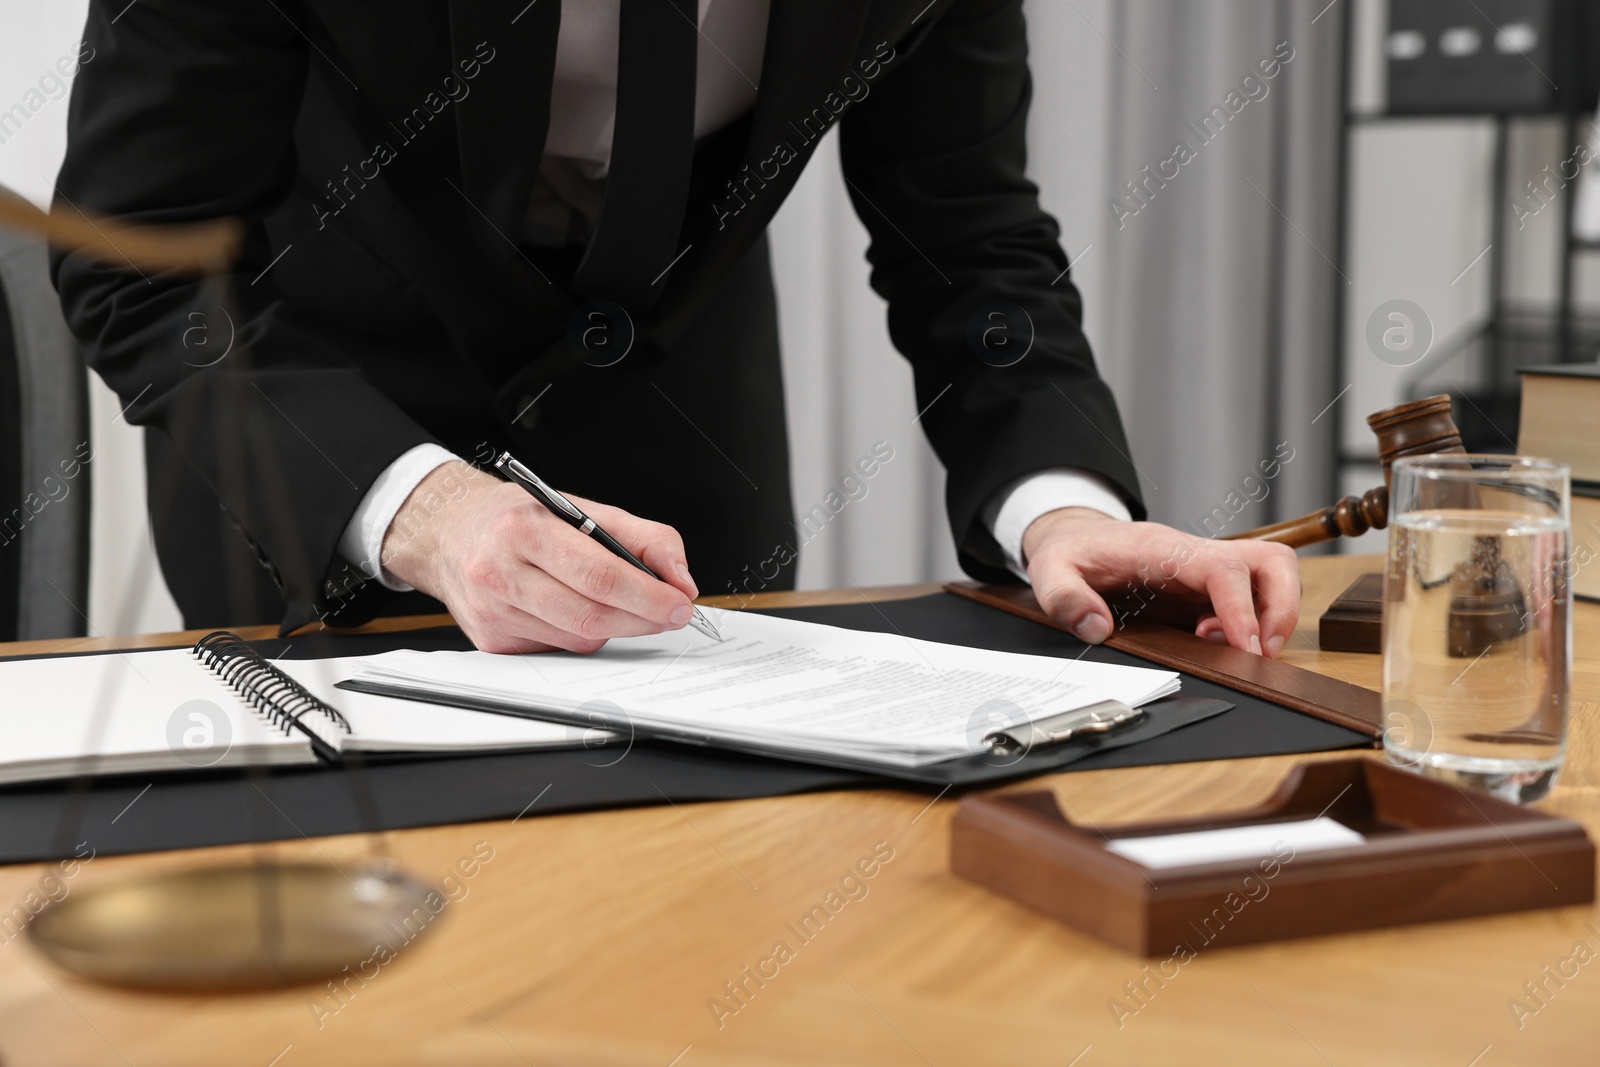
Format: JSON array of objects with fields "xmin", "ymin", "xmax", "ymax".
[{"xmin": 494, "ymin": 452, "xmax": 723, "ymax": 641}]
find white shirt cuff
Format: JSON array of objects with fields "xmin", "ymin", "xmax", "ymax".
[
  {"xmin": 338, "ymin": 443, "xmax": 461, "ymax": 592},
  {"xmin": 980, "ymin": 468, "xmax": 1134, "ymax": 581}
]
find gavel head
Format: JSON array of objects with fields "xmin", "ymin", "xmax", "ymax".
[
  {"xmin": 1224, "ymin": 394, "xmax": 1468, "ymax": 548},
  {"xmin": 1366, "ymin": 394, "xmax": 1466, "ymax": 489}
]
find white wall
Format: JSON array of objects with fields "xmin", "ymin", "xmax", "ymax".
[{"xmin": 0, "ymin": 1, "xmax": 85, "ymax": 208}]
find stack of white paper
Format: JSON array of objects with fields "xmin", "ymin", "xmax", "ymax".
[{"xmin": 350, "ymin": 608, "xmax": 1180, "ymax": 768}]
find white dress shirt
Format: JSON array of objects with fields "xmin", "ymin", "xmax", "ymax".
[{"xmin": 337, "ymin": 0, "xmax": 1132, "ymax": 591}]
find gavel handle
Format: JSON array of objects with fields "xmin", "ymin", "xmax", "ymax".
[{"xmin": 1221, "ymin": 486, "xmax": 1389, "ymax": 549}]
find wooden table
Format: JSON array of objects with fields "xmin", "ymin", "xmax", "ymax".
[{"xmin": 1, "ymin": 555, "xmax": 1596, "ymax": 1066}]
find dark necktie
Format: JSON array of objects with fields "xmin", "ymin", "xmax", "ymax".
[{"xmin": 572, "ymin": 0, "xmax": 700, "ymax": 312}]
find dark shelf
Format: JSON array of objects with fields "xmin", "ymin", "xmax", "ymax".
[
  {"xmin": 1404, "ymin": 308, "xmax": 1600, "ymax": 452},
  {"xmin": 1344, "ymin": 111, "xmax": 1587, "ymax": 124}
]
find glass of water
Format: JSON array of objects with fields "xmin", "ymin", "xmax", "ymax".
[{"xmin": 1383, "ymin": 454, "xmax": 1572, "ymax": 803}]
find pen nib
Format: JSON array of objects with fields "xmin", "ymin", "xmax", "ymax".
[{"xmin": 689, "ymin": 607, "xmax": 724, "ymax": 642}]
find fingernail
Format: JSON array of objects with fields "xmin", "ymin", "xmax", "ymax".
[
  {"xmin": 1073, "ymin": 614, "xmax": 1111, "ymax": 644},
  {"xmin": 670, "ymin": 605, "xmax": 692, "ymax": 626},
  {"xmin": 1266, "ymin": 634, "xmax": 1284, "ymax": 658},
  {"xmin": 1202, "ymin": 630, "xmax": 1228, "ymax": 644},
  {"xmin": 1249, "ymin": 634, "xmax": 1263, "ymax": 656},
  {"xmin": 675, "ymin": 563, "xmax": 698, "ymax": 594}
]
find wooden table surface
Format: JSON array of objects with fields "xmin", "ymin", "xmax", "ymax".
[{"xmin": 1, "ymin": 554, "xmax": 1596, "ymax": 1066}]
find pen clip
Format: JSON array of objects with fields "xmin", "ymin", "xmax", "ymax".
[
  {"xmin": 495, "ymin": 452, "xmax": 587, "ymax": 523},
  {"xmin": 983, "ymin": 700, "xmax": 1142, "ymax": 756}
]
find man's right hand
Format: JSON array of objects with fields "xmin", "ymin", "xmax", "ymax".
[{"xmin": 381, "ymin": 462, "xmax": 700, "ymax": 654}]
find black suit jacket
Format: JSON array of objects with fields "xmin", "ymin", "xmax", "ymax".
[{"xmin": 53, "ymin": 0, "xmax": 1145, "ymax": 633}]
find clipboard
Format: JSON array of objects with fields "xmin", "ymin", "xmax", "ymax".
[{"xmin": 338, "ymin": 677, "xmax": 1235, "ymax": 787}]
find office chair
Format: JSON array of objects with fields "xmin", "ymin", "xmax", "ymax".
[{"xmin": 0, "ymin": 194, "xmax": 92, "ymax": 641}]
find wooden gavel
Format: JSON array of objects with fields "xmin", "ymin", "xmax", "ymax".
[{"xmin": 1225, "ymin": 394, "xmax": 1465, "ymax": 549}]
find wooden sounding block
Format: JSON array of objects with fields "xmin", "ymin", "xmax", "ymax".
[
  {"xmin": 1318, "ymin": 557, "xmax": 1534, "ymax": 658},
  {"xmin": 1318, "ymin": 571, "xmax": 1384, "ymax": 653},
  {"xmin": 950, "ymin": 758, "xmax": 1596, "ymax": 957}
]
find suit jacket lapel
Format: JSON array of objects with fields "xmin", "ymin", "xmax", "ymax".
[
  {"xmin": 743, "ymin": 0, "xmax": 872, "ymax": 163},
  {"xmin": 448, "ymin": 0, "xmax": 561, "ymax": 259},
  {"xmin": 443, "ymin": 0, "xmax": 887, "ymax": 325},
  {"xmin": 654, "ymin": 0, "xmax": 872, "ymax": 335}
]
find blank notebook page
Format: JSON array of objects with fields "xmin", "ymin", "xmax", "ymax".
[{"xmin": 2, "ymin": 649, "xmax": 313, "ymax": 784}]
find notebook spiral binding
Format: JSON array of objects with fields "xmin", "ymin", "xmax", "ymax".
[{"xmin": 191, "ymin": 631, "xmax": 352, "ymax": 739}]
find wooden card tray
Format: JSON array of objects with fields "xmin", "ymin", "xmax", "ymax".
[
  {"xmin": 944, "ymin": 581, "xmax": 1383, "ymax": 738},
  {"xmin": 950, "ymin": 758, "xmax": 1595, "ymax": 956}
]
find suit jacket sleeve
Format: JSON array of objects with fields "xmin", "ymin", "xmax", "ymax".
[
  {"xmin": 51, "ymin": 0, "xmax": 438, "ymax": 632},
  {"xmin": 839, "ymin": 0, "xmax": 1146, "ymax": 583}
]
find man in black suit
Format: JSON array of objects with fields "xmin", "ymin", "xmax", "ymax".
[{"xmin": 53, "ymin": 0, "xmax": 1298, "ymax": 657}]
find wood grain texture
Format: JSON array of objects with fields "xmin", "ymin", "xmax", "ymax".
[
  {"xmin": 944, "ymin": 580, "xmax": 1384, "ymax": 738},
  {"xmin": 953, "ymin": 759, "xmax": 1596, "ymax": 955},
  {"xmin": 0, "ymin": 556, "xmax": 1597, "ymax": 1066}
]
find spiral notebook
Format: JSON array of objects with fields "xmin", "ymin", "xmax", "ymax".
[{"xmin": 1, "ymin": 632, "xmax": 594, "ymax": 787}]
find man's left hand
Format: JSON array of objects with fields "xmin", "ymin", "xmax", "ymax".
[{"xmin": 1022, "ymin": 508, "xmax": 1301, "ymax": 658}]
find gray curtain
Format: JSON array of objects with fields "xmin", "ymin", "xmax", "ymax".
[{"xmin": 1091, "ymin": 0, "xmax": 1345, "ymax": 538}]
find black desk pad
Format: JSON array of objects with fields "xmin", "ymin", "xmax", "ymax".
[{"xmin": 0, "ymin": 593, "xmax": 1373, "ymax": 864}]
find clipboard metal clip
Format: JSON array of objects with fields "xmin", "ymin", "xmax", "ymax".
[{"xmin": 983, "ymin": 700, "xmax": 1144, "ymax": 757}]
